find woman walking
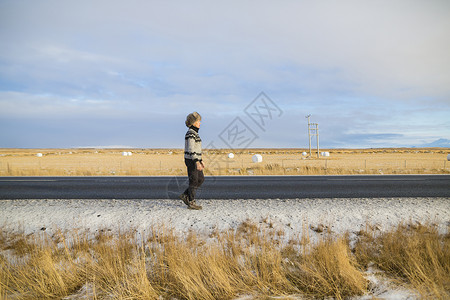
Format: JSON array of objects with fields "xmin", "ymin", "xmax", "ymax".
[{"xmin": 180, "ymin": 112, "xmax": 204, "ymax": 210}]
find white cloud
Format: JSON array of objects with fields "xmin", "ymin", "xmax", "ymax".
[
  {"xmin": 2, "ymin": 0, "xmax": 449, "ymax": 99},
  {"xmin": 0, "ymin": 91, "xmax": 117, "ymax": 118}
]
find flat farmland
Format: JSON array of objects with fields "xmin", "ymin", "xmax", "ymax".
[{"xmin": 0, "ymin": 148, "xmax": 448, "ymax": 176}]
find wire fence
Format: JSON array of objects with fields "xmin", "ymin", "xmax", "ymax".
[{"xmin": 206, "ymin": 158, "xmax": 449, "ymax": 175}]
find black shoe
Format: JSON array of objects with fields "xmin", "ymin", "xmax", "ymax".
[
  {"xmin": 179, "ymin": 193, "xmax": 189, "ymax": 206},
  {"xmin": 188, "ymin": 201, "xmax": 202, "ymax": 210}
]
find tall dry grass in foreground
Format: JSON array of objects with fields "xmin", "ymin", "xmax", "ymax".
[
  {"xmin": 354, "ymin": 222, "xmax": 450, "ymax": 299},
  {"xmin": 0, "ymin": 222, "xmax": 449, "ymax": 299}
]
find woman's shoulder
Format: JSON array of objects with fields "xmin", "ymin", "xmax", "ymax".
[{"xmin": 185, "ymin": 128, "xmax": 199, "ymax": 137}]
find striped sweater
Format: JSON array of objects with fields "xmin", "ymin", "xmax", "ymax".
[{"xmin": 184, "ymin": 126, "xmax": 202, "ymax": 162}]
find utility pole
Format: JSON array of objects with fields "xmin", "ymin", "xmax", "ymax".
[
  {"xmin": 306, "ymin": 115, "xmax": 311, "ymax": 157},
  {"xmin": 306, "ymin": 114, "xmax": 320, "ymax": 158}
]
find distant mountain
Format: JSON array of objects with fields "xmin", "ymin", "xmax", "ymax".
[
  {"xmin": 419, "ymin": 138, "xmax": 450, "ymax": 148},
  {"xmin": 74, "ymin": 145, "xmax": 134, "ymax": 149}
]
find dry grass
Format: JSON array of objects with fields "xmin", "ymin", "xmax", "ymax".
[
  {"xmin": 354, "ymin": 222, "xmax": 450, "ymax": 299},
  {"xmin": 0, "ymin": 147, "xmax": 449, "ymax": 176},
  {"xmin": 285, "ymin": 236, "xmax": 367, "ymax": 299},
  {"xmin": 1, "ymin": 221, "xmax": 448, "ymax": 299}
]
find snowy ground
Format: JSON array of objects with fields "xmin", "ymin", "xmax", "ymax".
[
  {"xmin": 1, "ymin": 197, "xmax": 449, "ymax": 299},
  {"xmin": 1, "ymin": 197, "xmax": 448, "ymax": 237}
]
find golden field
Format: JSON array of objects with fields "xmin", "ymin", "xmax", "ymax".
[{"xmin": 0, "ymin": 148, "xmax": 449, "ymax": 176}]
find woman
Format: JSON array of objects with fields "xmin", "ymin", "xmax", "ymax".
[{"xmin": 180, "ymin": 112, "xmax": 205, "ymax": 210}]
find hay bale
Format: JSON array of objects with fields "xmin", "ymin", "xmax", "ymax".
[
  {"xmin": 252, "ymin": 154, "xmax": 263, "ymax": 163},
  {"xmin": 228, "ymin": 153, "xmax": 234, "ymax": 159}
]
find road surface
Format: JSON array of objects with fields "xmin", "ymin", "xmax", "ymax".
[{"xmin": 0, "ymin": 175, "xmax": 449, "ymax": 199}]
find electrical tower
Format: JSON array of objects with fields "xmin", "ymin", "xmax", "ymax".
[{"xmin": 306, "ymin": 114, "xmax": 320, "ymax": 158}]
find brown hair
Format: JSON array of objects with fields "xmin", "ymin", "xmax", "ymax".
[{"xmin": 185, "ymin": 112, "xmax": 202, "ymax": 127}]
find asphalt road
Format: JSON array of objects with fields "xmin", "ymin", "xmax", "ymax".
[{"xmin": 0, "ymin": 175, "xmax": 449, "ymax": 199}]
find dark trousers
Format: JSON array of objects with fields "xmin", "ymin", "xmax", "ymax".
[{"xmin": 184, "ymin": 159, "xmax": 205, "ymax": 202}]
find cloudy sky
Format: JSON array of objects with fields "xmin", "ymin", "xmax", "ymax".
[{"xmin": 1, "ymin": 0, "xmax": 449, "ymax": 149}]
